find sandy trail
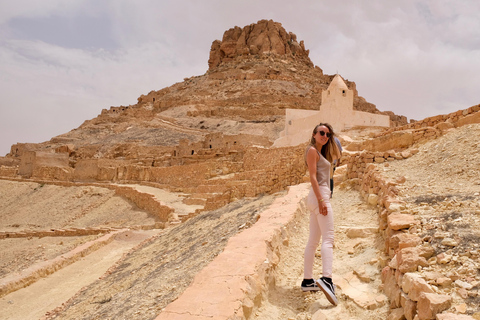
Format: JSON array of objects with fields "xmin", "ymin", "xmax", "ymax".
[
  {"xmin": 122, "ymin": 184, "xmax": 204, "ymax": 217},
  {"xmin": 250, "ymin": 185, "xmax": 389, "ymax": 320}
]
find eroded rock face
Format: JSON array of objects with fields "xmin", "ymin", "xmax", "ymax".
[{"xmin": 208, "ymin": 19, "xmax": 313, "ymax": 70}]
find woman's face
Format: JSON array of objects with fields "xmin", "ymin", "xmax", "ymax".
[{"xmin": 314, "ymin": 125, "xmax": 330, "ymax": 146}]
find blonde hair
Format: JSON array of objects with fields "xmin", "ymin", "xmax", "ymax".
[{"xmin": 307, "ymin": 123, "xmax": 341, "ymax": 164}]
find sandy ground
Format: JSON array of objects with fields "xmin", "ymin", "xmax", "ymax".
[
  {"xmin": 0, "ymin": 180, "xmax": 159, "ymax": 279},
  {"xmin": 0, "ymin": 181, "xmax": 158, "ymax": 233},
  {"xmin": 0, "ymin": 229, "xmax": 159, "ymax": 320}
]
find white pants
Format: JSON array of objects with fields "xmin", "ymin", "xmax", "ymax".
[{"xmin": 304, "ymin": 186, "xmax": 334, "ymax": 279}]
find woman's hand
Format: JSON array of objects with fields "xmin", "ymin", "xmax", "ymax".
[{"xmin": 318, "ymin": 199, "xmax": 328, "ymax": 216}]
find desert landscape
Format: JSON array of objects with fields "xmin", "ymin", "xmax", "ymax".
[{"xmin": 1, "ymin": 19, "xmax": 479, "ymax": 320}]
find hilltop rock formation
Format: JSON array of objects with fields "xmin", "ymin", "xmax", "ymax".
[{"xmin": 208, "ymin": 20, "xmax": 313, "ymax": 70}]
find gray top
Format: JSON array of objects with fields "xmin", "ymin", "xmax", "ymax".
[{"xmin": 305, "ymin": 146, "xmax": 331, "ymax": 188}]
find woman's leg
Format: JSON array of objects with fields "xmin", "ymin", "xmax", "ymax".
[
  {"xmin": 315, "ymin": 197, "xmax": 334, "ymax": 278},
  {"xmin": 304, "ymin": 186, "xmax": 334, "ymax": 279},
  {"xmin": 304, "ymin": 209, "xmax": 321, "ymax": 279}
]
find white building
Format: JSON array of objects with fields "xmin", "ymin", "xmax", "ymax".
[{"xmin": 273, "ymin": 74, "xmax": 390, "ymax": 147}]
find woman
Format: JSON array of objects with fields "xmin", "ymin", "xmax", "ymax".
[{"xmin": 301, "ymin": 123, "xmax": 341, "ymax": 306}]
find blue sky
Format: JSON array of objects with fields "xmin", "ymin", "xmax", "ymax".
[{"xmin": 1, "ymin": 0, "xmax": 480, "ymax": 156}]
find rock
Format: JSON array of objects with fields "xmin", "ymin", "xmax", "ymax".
[
  {"xmin": 454, "ymin": 280, "xmax": 473, "ymax": 290},
  {"xmin": 390, "ymin": 233, "xmax": 422, "ymax": 251},
  {"xmin": 354, "ymin": 268, "xmax": 373, "ymax": 282},
  {"xmin": 396, "ymin": 176, "xmax": 407, "ymax": 184},
  {"xmin": 437, "ymin": 253, "xmax": 452, "ymax": 264},
  {"xmin": 400, "ymin": 151, "xmax": 411, "ymax": 158},
  {"xmin": 387, "ymin": 307, "xmax": 406, "ymax": 320},
  {"xmin": 368, "ymin": 193, "xmax": 379, "ymax": 206},
  {"xmin": 396, "ymin": 248, "xmax": 430, "ymax": 273},
  {"xmin": 386, "ymin": 200, "xmax": 406, "ymax": 212},
  {"xmin": 346, "ymin": 226, "xmax": 378, "ymax": 238},
  {"xmin": 403, "ymin": 297, "xmax": 418, "ymax": 320},
  {"xmin": 436, "ymin": 313, "xmax": 476, "ymax": 320},
  {"xmin": 434, "ymin": 121, "xmax": 455, "ymax": 133},
  {"xmin": 388, "ymin": 213, "xmax": 419, "ymax": 231},
  {"xmin": 456, "ymin": 110, "xmax": 480, "ymax": 127},
  {"xmin": 457, "ymin": 288, "xmax": 469, "ymax": 299},
  {"xmin": 454, "ymin": 303, "xmax": 468, "ymax": 313},
  {"xmin": 402, "ymin": 273, "xmax": 434, "ymax": 301},
  {"xmin": 423, "ymin": 271, "xmax": 443, "ymax": 282},
  {"xmin": 433, "ymin": 231, "xmax": 450, "ymax": 239},
  {"xmin": 338, "ymin": 271, "xmax": 387, "ymax": 309},
  {"xmin": 441, "ymin": 238, "xmax": 458, "ymax": 247},
  {"xmin": 416, "ymin": 293, "xmax": 452, "ymax": 320},
  {"xmin": 436, "ymin": 277, "xmax": 453, "ymax": 287},
  {"xmin": 382, "ymin": 266, "xmax": 402, "ymax": 307}
]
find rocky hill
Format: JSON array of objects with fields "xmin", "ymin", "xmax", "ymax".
[
  {"xmin": 4, "ymin": 19, "xmax": 404, "ymax": 161},
  {"xmin": 0, "ymin": 19, "xmax": 410, "ymax": 218}
]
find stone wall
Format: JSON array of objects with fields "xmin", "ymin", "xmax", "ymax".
[
  {"xmin": 342, "ymin": 126, "xmax": 480, "ymax": 319},
  {"xmin": 382, "ymin": 104, "xmax": 480, "ymax": 135},
  {"xmin": 0, "ymin": 142, "xmax": 309, "ymax": 219},
  {"xmin": 342, "ymin": 157, "xmax": 454, "ymax": 319},
  {"xmin": 346, "ymin": 104, "xmax": 480, "ymax": 154}
]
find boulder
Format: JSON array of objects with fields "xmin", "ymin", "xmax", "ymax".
[{"xmin": 417, "ymin": 293, "xmax": 452, "ymax": 320}]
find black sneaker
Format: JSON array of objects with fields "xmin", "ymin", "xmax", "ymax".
[
  {"xmin": 316, "ymin": 277, "xmax": 338, "ymax": 306},
  {"xmin": 301, "ymin": 279, "xmax": 320, "ymax": 292}
]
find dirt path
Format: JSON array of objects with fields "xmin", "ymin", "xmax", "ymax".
[
  {"xmin": 0, "ymin": 229, "xmax": 159, "ymax": 320},
  {"xmin": 124, "ymin": 184, "xmax": 203, "ymax": 217},
  {"xmin": 250, "ymin": 186, "xmax": 389, "ymax": 320}
]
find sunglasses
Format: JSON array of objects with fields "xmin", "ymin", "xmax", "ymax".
[{"xmin": 317, "ymin": 130, "xmax": 331, "ymax": 138}]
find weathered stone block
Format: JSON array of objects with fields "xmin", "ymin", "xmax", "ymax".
[
  {"xmin": 402, "ymin": 273, "xmax": 434, "ymax": 301},
  {"xmin": 396, "ymin": 248, "xmax": 429, "ymax": 273},
  {"xmin": 388, "ymin": 213, "xmax": 419, "ymax": 231},
  {"xmin": 416, "ymin": 293, "xmax": 452, "ymax": 320},
  {"xmin": 390, "ymin": 233, "xmax": 422, "ymax": 251}
]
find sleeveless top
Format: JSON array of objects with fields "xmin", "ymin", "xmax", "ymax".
[{"xmin": 305, "ymin": 146, "xmax": 331, "ymax": 188}]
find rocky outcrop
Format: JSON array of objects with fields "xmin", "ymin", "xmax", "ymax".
[{"xmin": 208, "ymin": 19, "xmax": 313, "ymax": 70}]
